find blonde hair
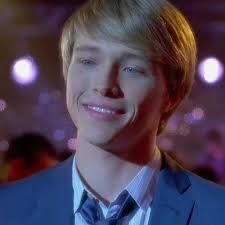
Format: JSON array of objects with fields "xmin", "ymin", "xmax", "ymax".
[{"xmin": 60, "ymin": 0, "xmax": 197, "ymax": 134}]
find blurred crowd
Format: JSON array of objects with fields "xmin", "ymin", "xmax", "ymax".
[
  {"xmin": 171, "ymin": 127, "xmax": 225, "ymax": 186},
  {"xmin": 0, "ymin": 133, "xmax": 73, "ymax": 184},
  {"xmin": 195, "ymin": 128, "xmax": 225, "ymax": 185},
  {"xmin": 1, "ymin": 129, "xmax": 225, "ymax": 186}
]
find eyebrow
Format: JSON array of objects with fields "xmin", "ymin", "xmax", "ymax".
[
  {"xmin": 74, "ymin": 46, "xmax": 100, "ymax": 53},
  {"xmin": 122, "ymin": 52, "xmax": 146, "ymax": 61},
  {"xmin": 74, "ymin": 45, "xmax": 146, "ymax": 61}
]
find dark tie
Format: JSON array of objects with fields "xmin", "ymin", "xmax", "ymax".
[{"xmin": 77, "ymin": 190, "xmax": 138, "ymax": 225}]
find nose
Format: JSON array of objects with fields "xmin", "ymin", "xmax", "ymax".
[
  {"xmin": 92, "ymin": 63, "xmax": 124, "ymax": 98},
  {"xmin": 93, "ymin": 86, "xmax": 123, "ymax": 98}
]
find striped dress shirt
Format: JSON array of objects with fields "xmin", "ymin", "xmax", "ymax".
[{"xmin": 72, "ymin": 149, "xmax": 161, "ymax": 225}]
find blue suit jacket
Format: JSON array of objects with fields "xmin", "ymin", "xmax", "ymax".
[{"xmin": 0, "ymin": 153, "xmax": 225, "ymax": 225}]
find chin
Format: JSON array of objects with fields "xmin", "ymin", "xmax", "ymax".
[
  {"xmin": 84, "ymin": 131, "xmax": 131, "ymax": 153},
  {"xmin": 77, "ymin": 116, "xmax": 134, "ymax": 149},
  {"xmin": 81, "ymin": 130, "xmax": 115, "ymax": 146}
]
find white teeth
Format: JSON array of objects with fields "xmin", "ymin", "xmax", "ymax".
[{"xmin": 87, "ymin": 105, "xmax": 116, "ymax": 114}]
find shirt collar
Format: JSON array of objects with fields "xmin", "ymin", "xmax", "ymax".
[
  {"xmin": 72, "ymin": 147, "xmax": 161, "ymax": 213},
  {"xmin": 125, "ymin": 147, "xmax": 161, "ymax": 211},
  {"xmin": 72, "ymin": 156, "xmax": 86, "ymax": 213}
]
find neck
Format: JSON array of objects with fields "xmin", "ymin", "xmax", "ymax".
[{"xmin": 75, "ymin": 134, "xmax": 157, "ymax": 203}]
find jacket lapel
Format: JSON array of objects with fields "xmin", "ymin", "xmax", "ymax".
[{"xmin": 149, "ymin": 153, "xmax": 195, "ymax": 225}]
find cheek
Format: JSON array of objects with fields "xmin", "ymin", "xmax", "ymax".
[
  {"xmin": 121, "ymin": 76, "xmax": 165, "ymax": 123},
  {"xmin": 122, "ymin": 77, "xmax": 156, "ymax": 104},
  {"xmin": 66, "ymin": 68, "xmax": 89, "ymax": 103},
  {"xmin": 66, "ymin": 69, "xmax": 90, "ymax": 126}
]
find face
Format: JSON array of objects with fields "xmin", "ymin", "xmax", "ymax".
[{"xmin": 66, "ymin": 32, "xmax": 167, "ymax": 152}]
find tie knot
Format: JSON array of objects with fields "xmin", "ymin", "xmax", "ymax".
[{"xmin": 78, "ymin": 190, "xmax": 138, "ymax": 224}]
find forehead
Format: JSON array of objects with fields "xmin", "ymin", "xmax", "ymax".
[{"xmin": 73, "ymin": 32, "xmax": 147, "ymax": 61}]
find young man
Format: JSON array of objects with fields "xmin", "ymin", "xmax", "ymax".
[{"xmin": 1, "ymin": 0, "xmax": 225, "ymax": 224}]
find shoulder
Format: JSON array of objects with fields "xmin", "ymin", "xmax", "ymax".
[
  {"xmin": 163, "ymin": 151, "xmax": 225, "ymax": 195},
  {"xmin": 0, "ymin": 155, "xmax": 74, "ymax": 210},
  {"xmin": 162, "ymin": 152, "xmax": 225, "ymax": 211},
  {"xmin": 186, "ymin": 169, "xmax": 225, "ymax": 200},
  {"xmin": 0, "ymin": 155, "xmax": 74, "ymax": 194},
  {"xmin": 182, "ymin": 170, "xmax": 225, "ymax": 221}
]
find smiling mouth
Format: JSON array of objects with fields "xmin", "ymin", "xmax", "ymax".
[
  {"xmin": 82, "ymin": 104, "xmax": 126, "ymax": 121},
  {"xmin": 87, "ymin": 105, "xmax": 125, "ymax": 114}
]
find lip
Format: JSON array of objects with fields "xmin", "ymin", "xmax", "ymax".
[{"xmin": 82, "ymin": 103, "xmax": 126, "ymax": 121}]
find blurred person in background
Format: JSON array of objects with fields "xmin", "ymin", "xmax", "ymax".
[
  {"xmin": 58, "ymin": 149, "xmax": 73, "ymax": 161},
  {"xmin": 1, "ymin": 0, "xmax": 225, "ymax": 225},
  {"xmin": 198, "ymin": 128, "xmax": 225, "ymax": 185},
  {"xmin": 2, "ymin": 132, "xmax": 59, "ymax": 183},
  {"xmin": 0, "ymin": 143, "xmax": 9, "ymax": 184},
  {"xmin": 192, "ymin": 166, "xmax": 219, "ymax": 183}
]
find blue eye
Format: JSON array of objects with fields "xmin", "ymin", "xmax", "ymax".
[
  {"xmin": 80, "ymin": 58, "xmax": 96, "ymax": 66},
  {"xmin": 124, "ymin": 67, "xmax": 137, "ymax": 73},
  {"xmin": 125, "ymin": 67, "xmax": 134, "ymax": 72},
  {"xmin": 124, "ymin": 67, "xmax": 145, "ymax": 74}
]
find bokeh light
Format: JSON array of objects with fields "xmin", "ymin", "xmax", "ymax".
[
  {"xmin": 198, "ymin": 57, "xmax": 224, "ymax": 84},
  {"xmin": 0, "ymin": 99, "xmax": 7, "ymax": 112},
  {"xmin": 67, "ymin": 138, "xmax": 77, "ymax": 151},
  {"xmin": 184, "ymin": 107, "xmax": 205, "ymax": 124},
  {"xmin": 184, "ymin": 113, "xmax": 195, "ymax": 125},
  {"xmin": 0, "ymin": 140, "xmax": 9, "ymax": 152},
  {"xmin": 53, "ymin": 129, "xmax": 65, "ymax": 141},
  {"xmin": 192, "ymin": 107, "xmax": 205, "ymax": 121},
  {"xmin": 166, "ymin": 117, "xmax": 179, "ymax": 133},
  {"xmin": 11, "ymin": 55, "xmax": 38, "ymax": 85},
  {"xmin": 178, "ymin": 124, "xmax": 191, "ymax": 136}
]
